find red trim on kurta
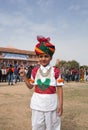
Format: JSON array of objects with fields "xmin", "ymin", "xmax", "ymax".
[
  {"xmin": 35, "ymin": 85, "xmax": 56, "ymax": 94},
  {"xmin": 54, "ymin": 66, "xmax": 60, "ymax": 79},
  {"xmin": 32, "ymin": 66, "xmax": 40, "ymax": 79},
  {"xmin": 32, "ymin": 66, "xmax": 60, "ymax": 79}
]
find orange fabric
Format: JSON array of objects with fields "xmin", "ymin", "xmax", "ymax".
[
  {"xmin": 28, "ymin": 78, "xmax": 34, "ymax": 83},
  {"xmin": 57, "ymin": 78, "xmax": 64, "ymax": 83}
]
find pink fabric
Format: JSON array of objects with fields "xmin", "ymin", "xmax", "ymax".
[
  {"xmin": 54, "ymin": 66, "xmax": 60, "ymax": 79},
  {"xmin": 32, "ymin": 66, "xmax": 40, "ymax": 79}
]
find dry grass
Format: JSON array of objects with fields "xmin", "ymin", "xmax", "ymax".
[
  {"xmin": 62, "ymin": 82, "xmax": 88, "ymax": 130},
  {"xmin": 0, "ymin": 81, "xmax": 88, "ymax": 130}
]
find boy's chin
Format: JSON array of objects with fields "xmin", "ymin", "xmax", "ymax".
[{"xmin": 41, "ymin": 63, "xmax": 49, "ymax": 67}]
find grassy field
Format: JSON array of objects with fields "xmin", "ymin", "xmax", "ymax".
[{"xmin": 0, "ymin": 81, "xmax": 88, "ymax": 130}]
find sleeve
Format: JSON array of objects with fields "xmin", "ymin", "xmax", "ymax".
[
  {"xmin": 54, "ymin": 66, "xmax": 64, "ymax": 86},
  {"xmin": 31, "ymin": 66, "xmax": 39, "ymax": 80}
]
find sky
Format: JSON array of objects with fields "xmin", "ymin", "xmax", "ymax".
[{"xmin": 0, "ymin": 0, "xmax": 88, "ymax": 66}]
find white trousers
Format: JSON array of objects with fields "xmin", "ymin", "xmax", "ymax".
[{"xmin": 32, "ymin": 109, "xmax": 61, "ymax": 130}]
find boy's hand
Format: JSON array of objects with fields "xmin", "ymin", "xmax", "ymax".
[
  {"xmin": 19, "ymin": 68, "xmax": 25, "ymax": 77},
  {"xmin": 19, "ymin": 67, "xmax": 33, "ymax": 89},
  {"xmin": 57, "ymin": 105, "xmax": 63, "ymax": 116}
]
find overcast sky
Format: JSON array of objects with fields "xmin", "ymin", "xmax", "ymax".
[{"xmin": 0, "ymin": 0, "xmax": 88, "ymax": 66}]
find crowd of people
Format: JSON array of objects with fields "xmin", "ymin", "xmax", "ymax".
[
  {"xmin": 0, "ymin": 62, "xmax": 88, "ymax": 85},
  {"xmin": 0, "ymin": 63, "xmax": 34, "ymax": 85},
  {"xmin": 61, "ymin": 66, "xmax": 88, "ymax": 82}
]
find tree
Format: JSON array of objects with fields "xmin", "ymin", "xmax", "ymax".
[
  {"xmin": 56, "ymin": 60, "xmax": 80, "ymax": 69},
  {"xmin": 56, "ymin": 60, "xmax": 66, "ymax": 68},
  {"xmin": 67, "ymin": 60, "xmax": 79, "ymax": 69}
]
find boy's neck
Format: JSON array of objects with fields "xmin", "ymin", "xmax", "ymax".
[{"xmin": 41, "ymin": 64, "xmax": 50, "ymax": 67}]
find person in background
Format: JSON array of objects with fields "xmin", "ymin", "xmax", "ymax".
[
  {"xmin": 0, "ymin": 67, "xmax": 2, "ymax": 82},
  {"xmin": 1, "ymin": 66, "xmax": 7, "ymax": 82},
  {"xmin": 7, "ymin": 65, "xmax": 14, "ymax": 85},
  {"xmin": 14, "ymin": 66, "xmax": 20, "ymax": 83},
  {"xmin": 20, "ymin": 36, "xmax": 64, "ymax": 130},
  {"xmin": 85, "ymin": 68, "xmax": 88, "ymax": 81},
  {"xmin": 80, "ymin": 67, "xmax": 85, "ymax": 81},
  {"xmin": 26, "ymin": 65, "xmax": 34, "ymax": 78}
]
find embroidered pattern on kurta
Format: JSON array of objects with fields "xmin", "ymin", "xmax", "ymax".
[{"xmin": 37, "ymin": 78, "xmax": 50, "ymax": 90}]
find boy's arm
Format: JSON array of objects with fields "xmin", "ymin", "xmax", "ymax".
[
  {"xmin": 56, "ymin": 86, "xmax": 63, "ymax": 116},
  {"xmin": 23, "ymin": 74, "xmax": 33, "ymax": 89},
  {"xmin": 20, "ymin": 68, "xmax": 33, "ymax": 89}
]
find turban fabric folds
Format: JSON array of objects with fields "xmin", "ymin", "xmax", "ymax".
[{"xmin": 35, "ymin": 36, "xmax": 55, "ymax": 56}]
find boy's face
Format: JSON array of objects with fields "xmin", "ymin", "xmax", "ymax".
[{"xmin": 38, "ymin": 54, "xmax": 52, "ymax": 67}]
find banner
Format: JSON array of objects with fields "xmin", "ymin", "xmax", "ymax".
[{"xmin": 2, "ymin": 53, "xmax": 29, "ymax": 60}]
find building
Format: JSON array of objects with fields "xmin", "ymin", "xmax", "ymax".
[{"xmin": 0, "ymin": 47, "xmax": 39, "ymax": 67}]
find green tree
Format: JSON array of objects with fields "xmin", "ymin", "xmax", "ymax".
[
  {"xmin": 67, "ymin": 60, "xmax": 79, "ymax": 69},
  {"xmin": 56, "ymin": 60, "xmax": 80, "ymax": 69}
]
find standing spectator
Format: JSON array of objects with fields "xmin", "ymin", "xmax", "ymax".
[
  {"xmin": 26, "ymin": 65, "xmax": 34, "ymax": 78},
  {"xmin": 80, "ymin": 67, "xmax": 85, "ymax": 81},
  {"xmin": 0, "ymin": 68, "xmax": 2, "ymax": 82},
  {"xmin": 14, "ymin": 66, "xmax": 20, "ymax": 83},
  {"xmin": 65, "ymin": 69, "xmax": 70, "ymax": 82},
  {"xmin": 1, "ymin": 66, "xmax": 7, "ymax": 82},
  {"xmin": 85, "ymin": 68, "xmax": 88, "ymax": 81},
  {"xmin": 7, "ymin": 65, "xmax": 14, "ymax": 85}
]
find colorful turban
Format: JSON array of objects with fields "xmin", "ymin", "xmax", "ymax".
[{"xmin": 35, "ymin": 36, "xmax": 55, "ymax": 56}]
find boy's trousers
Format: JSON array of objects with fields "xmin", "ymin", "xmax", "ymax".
[{"xmin": 32, "ymin": 109, "xmax": 61, "ymax": 130}]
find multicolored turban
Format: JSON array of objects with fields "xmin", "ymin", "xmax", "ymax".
[{"xmin": 35, "ymin": 36, "xmax": 55, "ymax": 56}]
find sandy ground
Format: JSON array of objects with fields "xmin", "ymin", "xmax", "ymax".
[
  {"xmin": 0, "ymin": 82, "xmax": 33, "ymax": 130},
  {"xmin": 0, "ymin": 81, "xmax": 88, "ymax": 130}
]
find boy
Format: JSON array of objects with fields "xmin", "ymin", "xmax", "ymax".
[{"xmin": 20, "ymin": 36, "xmax": 64, "ymax": 130}]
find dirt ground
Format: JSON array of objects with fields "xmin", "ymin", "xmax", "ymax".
[{"xmin": 0, "ymin": 81, "xmax": 88, "ymax": 130}]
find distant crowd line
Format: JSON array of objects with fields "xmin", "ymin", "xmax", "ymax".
[
  {"xmin": 0, "ymin": 63, "xmax": 88, "ymax": 85},
  {"xmin": 61, "ymin": 66, "xmax": 88, "ymax": 82},
  {"xmin": 0, "ymin": 63, "xmax": 34, "ymax": 85}
]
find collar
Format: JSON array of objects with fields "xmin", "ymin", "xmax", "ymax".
[{"xmin": 40, "ymin": 64, "xmax": 51, "ymax": 73}]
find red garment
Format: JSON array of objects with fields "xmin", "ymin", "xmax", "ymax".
[{"xmin": 35, "ymin": 85, "xmax": 56, "ymax": 94}]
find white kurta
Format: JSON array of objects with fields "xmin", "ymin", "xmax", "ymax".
[{"xmin": 30, "ymin": 64, "xmax": 64, "ymax": 111}]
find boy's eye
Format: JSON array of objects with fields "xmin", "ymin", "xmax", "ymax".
[{"xmin": 39, "ymin": 55, "xmax": 50, "ymax": 58}]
